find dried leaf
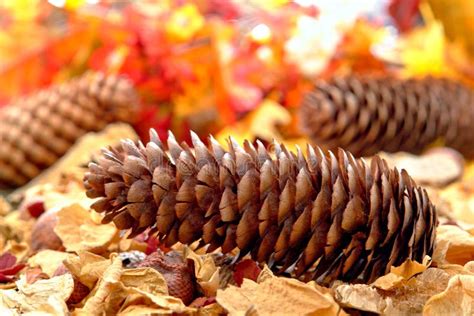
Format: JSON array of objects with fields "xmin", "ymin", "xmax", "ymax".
[
  {"xmin": 336, "ymin": 267, "xmax": 453, "ymax": 315},
  {"xmin": 0, "ymin": 252, "xmax": 25, "ymax": 283},
  {"xmin": 436, "ymin": 225, "xmax": 474, "ymax": 265},
  {"xmin": 0, "ymin": 274, "xmax": 73, "ymax": 314},
  {"xmin": 54, "ymin": 204, "xmax": 118, "ymax": 253},
  {"xmin": 215, "ymin": 99, "xmax": 291, "ymax": 145},
  {"xmin": 184, "ymin": 247, "xmax": 220, "ymax": 297},
  {"xmin": 120, "ymin": 267, "xmax": 168, "ymax": 296},
  {"xmin": 28, "ymin": 250, "xmax": 74, "ymax": 277},
  {"xmin": 437, "ymin": 175, "xmax": 474, "ymax": 225},
  {"xmin": 372, "ymin": 257, "xmax": 430, "ymax": 290},
  {"xmin": 233, "ymin": 259, "xmax": 261, "ymax": 286},
  {"xmin": 71, "ymin": 254, "xmax": 192, "ymax": 315},
  {"xmin": 335, "ymin": 284, "xmax": 387, "ymax": 314},
  {"xmin": 423, "ymin": 274, "xmax": 474, "ymax": 315},
  {"xmin": 380, "ymin": 149, "xmax": 464, "ymax": 187},
  {"xmin": 0, "ymin": 197, "xmax": 11, "ymax": 216},
  {"xmin": 63, "ymin": 251, "xmax": 111, "ymax": 289},
  {"xmin": 217, "ymin": 276, "xmax": 343, "ymax": 315}
]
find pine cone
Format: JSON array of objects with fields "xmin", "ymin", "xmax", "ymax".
[
  {"xmin": 0, "ymin": 71, "xmax": 138, "ymax": 188},
  {"xmin": 300, "ymin": 75, "xmax": 474, "ymax": 158},
  {"xmin": 84, "ymin": 129, "xmax": 437, "ymax": 285}
]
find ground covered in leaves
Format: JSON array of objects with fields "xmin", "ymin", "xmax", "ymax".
[{"xmin": 0, "ymin": 125, "xmax": 472, "ymax": 315}]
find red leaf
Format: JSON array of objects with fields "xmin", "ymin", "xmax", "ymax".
[
  {"xmin": 388, "ymin": 0, "xmax": 420, "ymax": 33},
  {"xmin": 0, "ymin": 253, "xmax": 17, "ymax": 270},
  {"xmin": 233, "ymin": 259, "xmax": 261, "ymax": 286},
  {"xmin": 26, "ymin": 199, "xmax": 45, "ymax": 218},
  {"xmin": 0, "ymin": 263, "xmax": 26, "ymax": 276},
  {"xmin": 0, "ymin": 252, "xmax": 25, "ymax": 283}
]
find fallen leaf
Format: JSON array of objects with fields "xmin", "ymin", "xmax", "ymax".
[
  {"xmin": 120, "ymin": 267, "xmax": 168, "ymax": 296},
  {"xmin": 183, "ymin": 247, "xmax": 220, "ymax": 297},
  {"xmin": 28, "ymin": 250, "xmax": 74, "ymax": 277},
  {"xmin": 54, "ymin": 204, "xmax": 118, "ymax": 254},
  {"xmin": 423, "ymin": 274, "xmax": 474, "ymax": 315},
  {"xmin": 215, "ymin": 99, "xmax": 291, "ymax": 145},
  {"xmin": 0, "ymin": 197, "xmax": 11, "ymax": 216},
  {"xmin": 372, "ymin": 257, "xmax": 430, "ymax": 290},
  {"xmin": 336, "ymin": 267, "xmax": 452, "ymax": 315},
  {"xmin": 0, "ymin": 274, "xmax": 73, "ymax": 314},
  {"xmin": 380, "ymin": 148, "xmax": 464, "ymax": 187},
  {"xmin": 233, "ymin": 259, "xmax": 261, "ymax": 286},
  {"xmin": 436, "ymin": 225, "xmax": 474, "ymax": 265},
  {"xmin": 0, "ymin": 252, "xmax": 25, "ymax": 283},
  {"xmin": 217, "ymin": 276, "xmax": 343, "ymax": 315},
  {"xmin": 335, "ymin": 283, "xmax": 387, "ymax": 314},
  {"xmin": 75, "ymin": 254, "xmax": 192, "ymax": 315},
  {"xmin": 63, "ymin": 251, "xmax": 111, "ymax": 289},
  {"xmin": 25, "ymin": 267, "xmax": 49, "ymax": 284}
]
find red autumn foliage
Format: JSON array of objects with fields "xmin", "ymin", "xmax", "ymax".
[
  {"xmin": 0, "ymin": 252, "xmax": 25, "ymax": 282},
  {"xmin": 233, "ymin": 259, "xmax": 261, "ymax": 286}
]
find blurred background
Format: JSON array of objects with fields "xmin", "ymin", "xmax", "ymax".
[{"xmin": 0, "ymin": 0, "xmax": 473, "ymax": 146}]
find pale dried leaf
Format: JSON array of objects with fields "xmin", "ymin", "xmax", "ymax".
[
  {"xmin": 372, "ymin": 257, "xmax": 430, "ymax": 290},
  {"xmin": 0, "ymin": 274, "xmax": 73, "ymax": 314},
  {"xmin": 63, "ymin": 251, "xmax": 111, "ymax": 289},
  {"xmin": 54, "ymin": 204, "xmax": 118, "ymax": 253},
  {"xmin": 80, "ymin": 255, "xmax": 124, "ymax": 314},
  {"xmin": 184, "ymin": 247, "xmax": 220, "ymax": 296},
  {"xmin": 28, "ymin": 250, "xmax": 74, "ymax": 277},
  {"xmin": 0, "ymin": 197, "xmax": 11, "ymax": 216},
  {"xmin": 120, "ymin": 267, "xmax": 168, "ymax": 296},
  {"xmin": 436, "ymin": 225, "xmax": 474, "ymax": 265},
  {"xmin": 423, "ymin": 274, "xmax": 474, "ymax": 315},
  {"xmin": 335, "ymin": 284, "xmax": 387, "ymax": 314},
  {"xmin": 380, "ymin": 149, "xmax": 464, "ymax": 187},
  {"xmin": 217, "ymin": 276, "xmax": 343, "ymax": 316}
]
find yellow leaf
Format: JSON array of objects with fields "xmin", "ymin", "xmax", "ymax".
[
  {"xmin": 436, "ymin": 225, "xmax": 474, "ymax": 265},
  {"xmin": 54, "ymin": 204, "xmax": 118, "ymax": 253},
  {"xmin": 64, "ymin": 251, "xmax": 111, "ymax": 289},
  {"xmin": 165, "ymin": 4, "xmax": 204, "ymax": 42},
  {"xmin": 0, "ymin": 274, "xmax": 73, "ymax": 314},
  {"xmin": 399, "ymin": 22, "xmax": 452, "ymax": 77},
  {"xmin": 423, "ymin": 274, "xmax": 474, "ymax": 315},
  {"xmin": 372, "ymin": 257, "xmax": 430, "ymax": 290},
  {"xmin": 1, "ymin": 0, "xmax": 40, "ymax": 22},
  {"xmin": 183, "ymin": 247, "xmax": 220, "ymax": 297},
  {"xmin": 28, "ymin": 250, "xmax": 74, "ymax": 277},
  {"xmin": 216, "ymin": 276, "xmax": 343, "ymax": 316},
  {"xmin": 65, "ymin": 0, "xmax": 87, "ymax": 10},
  {"xmin": 120, "ymin": 268, "xmax": 168, "ymax": 296},
  {"xmin": 215, "ymin": 99, "xmax": 291, "ymax": 145},
  {"xmin": 74, "ymin": 255, "xmax": 192, "ymax": 315}
]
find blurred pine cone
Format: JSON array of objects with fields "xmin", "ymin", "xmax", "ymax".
[
  {"xmin": 300, "ymin": 75, "xmax": 474, "ymax": 157},
  {"xmin": 0, "ymin": 72, "xmax": 138, "ymax": 188},
  {"xmin": 84, "ymin": 129, "xmax": 437, "ymax": 285}
]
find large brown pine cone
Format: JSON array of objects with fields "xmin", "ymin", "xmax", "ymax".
[
  {"xmin": 0, "ymin": 72, "xmax": 138, "ymax": 188},
  {"xmin": 300, "ymin": 75, "xmax": 474, "ymax": 157},
  {"xmin": 84, "ymin": 129, "xmax": 437, "ymax": 285}
]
